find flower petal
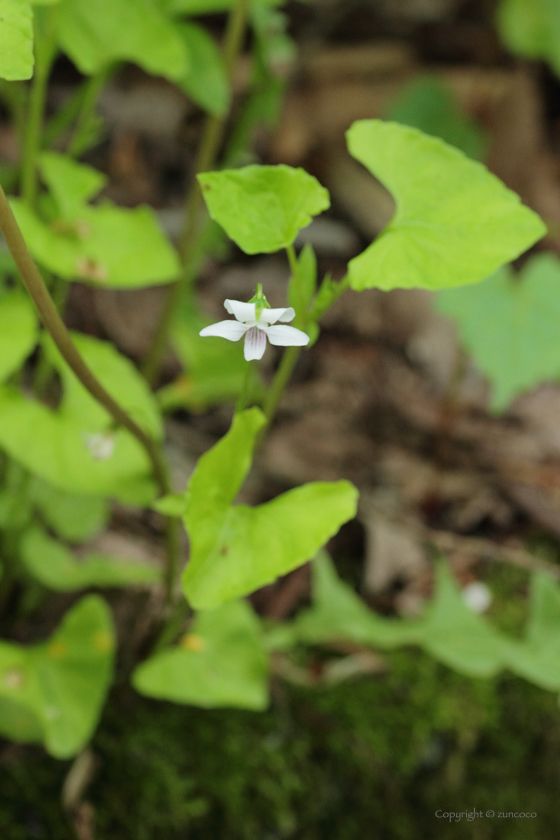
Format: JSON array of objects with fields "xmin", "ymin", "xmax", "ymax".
[
  {"xmin": 199, "ymin": 320, "xmax": 249, "ymax": 341},
  {"xmin": 258, "ymin": 306, "xmax": 296, "ymax": 325},
  {"xmin": 244, "ymin": 326, "xmax": 267, "ymax": 360},
  {"xmin": 224, "ymin": 300, "xmax": 256, "ymax": 323},
  {"xmin": 265, "ymin": 325, "xmax": 310, "ymax": 347}
]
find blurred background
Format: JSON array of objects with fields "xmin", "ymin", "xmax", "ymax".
[{"xmin": 4, "ymin": 0, "xmax": 560, "ymax": 837}]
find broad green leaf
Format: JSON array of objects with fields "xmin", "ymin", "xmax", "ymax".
[
  {"xmin": 197, "ymin": 165, "xmax": 331, "ymax": 254},
  {"xmin": 31, "ymin": 478, "xmax": 109, "ymax": 542},
  {"xmin": 21, "ymin": 528, "xmax": 161, "ymax": 590},
  {"xmin": 11, "ymin": 198, "xmax": 180, "ymax": 288},
  {"xmin": 437, "ymin": 254, "xmax": 560, "ymax": 411},
  {"xmin": 296, "ymin": 553, "xmax": 422, "ymax": 648},
  {"xmin": 385, "ymin": 76, "xmax": 487, "ymax": 160},
  {"xmin": 345, "ymin": 120, "xmax": 546, "ymax": 292},
  {"xmin": 174, "ymin": 22, "xmax": 229, "ymax": 116},
  {"xmin": 57, "ymin": 0, "xmax": 190, "ymax": 81},
  {"xmin": 182, "ymin": 409, "xmax": 359, "ymax": 609},
  {"xmin": 45, "ymin": 332, "xmax": 163, "ymax": 440},
  {"xmin": 0, "ymin": 595, "xmax": 114, "ymax": 758},
  {"xmin": 0, "ymin": 386, "xmax": 156, "ymax": 504},
  {"xmin": 502, "ymin": 573, "xmax": 560, "ymax": 691},
  {"xmin": 133, "ymin": 600, "xmax": 269, "ymax": 710},
  {"xmin": 0, "ymin": 290, "xmax": 38, "ymax": 382},
  {"xmin": 39, "ymin": 151, "xmax": 108, "ymax": 219},
  {"xmin": 0, "ymin": 0, "xmax": 33, "ymax": 81},
  {"xmin": 420, "ymin": 563, "xmax": 504, "ymax": 678},
  {"xmin": 497, "ymin": 0, "xmax": 560, "ymax": 77}
]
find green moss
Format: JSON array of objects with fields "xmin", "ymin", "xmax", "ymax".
[{"xmin": 2, "ymin": 648, "xmax": 560, "ymax": 839}]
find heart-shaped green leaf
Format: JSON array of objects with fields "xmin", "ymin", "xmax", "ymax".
[
  {"xmin": 46, "ymin": 331, "xmax": 163, "ymax": 440},
  {"xmin": 0, "ymin": 386, "xmax": 155, "ymax": 504},
  {"xmin": 21, "ymin": 528, "xmax": 161, "ymax": 591},
  {"xmin": 11, "ymin": 198, "xmax": 180, "ymax": 288},
  {"xmin": 198, "ymin": 165, "xmax": 330, "ymax": 254},
  {"xmin": 0, "ymin": 595, "xmax": 114, "ymax": 758},
  {"xmin": 346, "ymin": 120, "xmax": 545, "ymax": 292},
  {"xmin": 437, "ymin": 254, "xmax": 560, "ymax": 411},
  {"xmin": 133, "ymin": 600, "xmax": 268, "ymax": 709},
  {"xmin": 179, "ymin": 408, "xmax": 358, "ymax": 609}
]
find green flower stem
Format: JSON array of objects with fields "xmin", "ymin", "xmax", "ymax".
[
  {"xmin": 0, "ymin": 183, "xmax": 170, "ymax": 497},
  {"xmin": 236, "ymin": 360, "xmax": 253, "ymax": 413},
  {"xmin": 263, "ymin": 344, "xmax": 300, "ymax": 423},
  {"xmin": 287, "ymin": 243, "xmax": 298, "ymax": 278},
  {"xmin": 142, "ymin": 0, "xmax": 252, "ymax": 385},
  {"xmin": 21, "ymin": 12, "xmax": 57, "ymax": 208}
]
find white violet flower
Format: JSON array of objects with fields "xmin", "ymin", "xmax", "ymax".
[{"xmin": 199, "ymin": 298, "xmax": 310, "ymax": 361}]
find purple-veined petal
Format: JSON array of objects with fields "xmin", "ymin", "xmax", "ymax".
[
  {"xmin": 259, "ymin": 306, "xmax": 296, "ymax": 325},
  {"xmin": 199, "ymin": 320, "xmax": 249, "ymax": 341},
  {"xmin": 266, "ymin": 325, "xmax": 310, "ymax": 347},
  {"xmin": 244, "ymin": 326, "xmax": 267, "ymax": 360},
  {"xmin": 224, "ymin": 299, "xmax": 256, "ymax": 323}
]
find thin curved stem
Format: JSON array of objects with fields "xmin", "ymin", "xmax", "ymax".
[
  {"xmin": 263, "ymin": 344, "xmax": 300, "ymax": 423},
  {"xmin": 0, "ymin": 184, "xmax": 170, "ymax": 497}
]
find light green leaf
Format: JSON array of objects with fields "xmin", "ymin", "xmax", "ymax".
[
  {"xmin": 421, "ymin": 563, "xmax": 504, "ymax": 678},
  {"xmin": 0, "ymin": 595, "xmax": 114, "ymax": 758},
  {"xmin": 502, "ymin": 573, "xmax": 560, "ymax": 691},
  {"xmin": 174, "ymin": 22, "xmax": 229, "ymax": 116},
  {"xmin": 296, "ymin": 553, "xmax": 422, "ymax": 648},
  {"xmin": 0, "ymin": 290, "xmax": 38, "ymax": 382},
  {"xmin": 385, "ymin": 76, "xmax": 487, "ymax": 160},
  {"xmin": 0, "ymin": 0, "xmax": 33, "ymax": 81},
  {"xmin": 57, "ymin": 0, "xmax": 190, "ymax": 80},
  {"xmin": 345, "ymin": 119, "xmax": 546, "ymax": 292},
  {"xmin": 31, "ymin": 478, "xmax": 109, "ymax": 542},
  {"xmin": 39, "ymin": 151, "xmax": 108, "ymax": 219},
  {"xmin": 133, "ymin": 600, "xmax": 269, "ymax": 710},
  {"xmin": 21, "ymin": 528, "xmax": 161, "ymax": 590},
  {"xmin": 11, "ymin": 197, "xmax": 180, "ymax": 289},
  {"xmin": 497, "ymin": 0, "xmax": 560, "ymax": 77},
  {"xmin": 437, "ymin": 254, "xmax": 560, "ymax": 411},
  {"xmin": 182, "ymin": 409, "xmax": 359, "ymax": 609},
  {"xmin": 197, "ymin": 164, "xmax": 331, "ymax": 254},
  {"xmin": 45, "ymin": 332, "xmax": 163, "ymax": 440},
  {"xmin": 0, "ymin": 386, "xmax": 156, "ymax": 504}
]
